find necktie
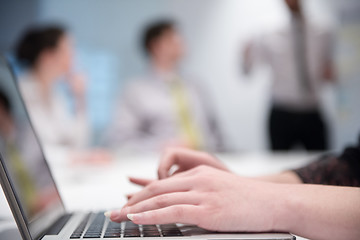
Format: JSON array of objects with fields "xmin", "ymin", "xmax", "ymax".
[
  {"xmin": 293, "ymin": 17, "xmax": 312, "ymax": 94},
  {"xmin": 169, "ymin": 77, "xmax": 203, "ymax": 149}
]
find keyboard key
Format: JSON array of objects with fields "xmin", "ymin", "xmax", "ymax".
[
  {"xmin": 142, "ymin": 225, "xmax": 158, "ymax": 230},
  {"xmin": 142, "ymin": 225, "xmax": 161, "ymax": 237},
  {"xmin": 83, "ymin": 212, "xmax": 105, "ymax": 238},
  {"xmin": 125, "ymin": 221, "xmax": 139, "ymax": 229},
  {"xmin": 143, "ymin": 232, "xmax": 161, "ymax": 237},
  {"xmin": 69, "ymin": 234, "xmax": 82, "ymax": 239},
  {"xmin": 159, "ymin": 224, "xmax": 183, "ymax": 237},
  {"xmin": 70, "ymin": 213, "xmax": 92, "ymax": 239},
  {"xmin": 162, "ymin": 232, "xmax": 183, "ymax": 236},
  {"xmin": 83, "ymin": 234, "xmax": 102, "ymax": 238},
  {"xmin": 124, "ymin": 226, "xmax": 141, "ymax": 238},
  {"xmin": 124, "ymin": 229, "xmax": 140, "ymax": 234},
  {"xmin": 104, "ymin": 232, "xmax": 121, "ymax": 238},
  {"xmin": 159, "ymin": 224, "xmax": 178, "ymax": 229},
  {"xmin": 124, "ymin": 235, "xmax": 141, "ymax": 237},
  {"xmin": 124, "ymin": 233, "xmax": 141, "ymax": 237}
]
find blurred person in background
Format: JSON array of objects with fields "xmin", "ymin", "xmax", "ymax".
[
  {"xmin": 243, "ymin": 0, "xmax": 335, "ymax": 151},
  {"xmin": 104, "ymin": 20, "xmax": 223, "ymax": 152},
  {"xmin": 15, "ymin": 25, "xmax": 110, "ymax": 164}
]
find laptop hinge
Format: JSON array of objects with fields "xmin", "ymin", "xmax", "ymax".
[{"xmin": 42, "ymin": 213, "xmax": 73, "ymax": 237}]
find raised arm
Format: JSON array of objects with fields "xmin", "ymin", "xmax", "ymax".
[
  {"xmin": 242, "ymin": 36, "xmax": 267, "ymax": 75},
  {"xmin": 242, "ymin": 41, "xmax": 254, "ymax": 75},
  {"xmin": 321, "ymin": 30, "xmax": 336, "ymax": 83}
]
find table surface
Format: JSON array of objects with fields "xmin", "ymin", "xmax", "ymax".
[{"xmin": 1, "ymin": 148, "xmax": 318, "ymax": 240}]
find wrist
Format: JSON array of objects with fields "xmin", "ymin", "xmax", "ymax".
[{"xmin": 269, "ymin": 184, "xmax": 300, "ymax": 233}]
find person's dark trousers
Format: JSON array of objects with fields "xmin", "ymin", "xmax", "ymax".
[{"xmin": 269, "ymin": 106, "xmax": 328, "ymax": 151}]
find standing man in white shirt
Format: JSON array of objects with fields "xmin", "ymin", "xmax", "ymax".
[
  {"xmin": 243, "ymin": 0, "xmax": 335, "ymax": 151},
  {"xmin": 105, "ymin": 20, "xmax": 223, "ymax": 152}
]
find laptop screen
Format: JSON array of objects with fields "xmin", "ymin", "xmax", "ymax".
[{"xmin": 0, "ymin": 57, "xmax": 65, "ymax": 238}]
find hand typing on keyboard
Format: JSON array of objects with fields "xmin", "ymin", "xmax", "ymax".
[
  {"xmin": 106, "ymin": 166, "xmax": 282, "ymax": 232},
  {"xmin": 105, "ymin": 148, "xmax": 360, "ymax": 240}
]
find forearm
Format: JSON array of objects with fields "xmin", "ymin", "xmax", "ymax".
[
  {"xmin": 274, "ymin": 184, "xmax": 360, "ymax": 240},
  {"xmin": 242, "ymin": 43, "xmax": 254, "ymax": 75},
  {"xmin": 255, "ymin": 171, "xmax": 303, "ymax": 184}
]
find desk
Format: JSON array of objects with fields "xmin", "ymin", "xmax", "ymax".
[{"xmin": 1, "ymin": 148, "xmax": 317, "ymax": 239}]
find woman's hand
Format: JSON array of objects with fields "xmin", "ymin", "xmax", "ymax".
[
  {"xmin": 108, "ymin": 166, "xmax": 360, "ymax": 240},
  {"xmin": 109, "ymin": 166, "xmax": 283, "ymax": 233},
  {"xmin": 157, "ymin": 148, "xmax": 229, "ymax": 179}
]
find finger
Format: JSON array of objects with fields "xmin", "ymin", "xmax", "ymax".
[
  {"xmin": 169, "ymin": 165, "xmax": 206, "ymax": 179},
  {"xmin": 108, "ymin": 207, "xmax": 129, "ymax": 222},
  {"xmin": 127, "ymin": 177, "xmax": 192, "ymax": 207},
  {"xmin": 158, "ymin": 149, "xmax": 179, "ymax": 179},
  {"xmin": 125, "ymin": 172, "xmax": 190, "ymax": 206},
  {"xmin": 127, "ymin": 205, "xmax": 202, "ymax": 225},
  {"xmin": 129, "ymin": 177, "xmax": 154, "ymax": 187},
  {"xmin": 126, "ymin": 193, "xmax": 134, "ymax": 200},
  {"xmin": 112, "ymin": 192, "xmax": 200, "ymax": 222},
  {"xmin": 158, "ymin": 148, "xmax": 199, "ymax": 179},
  {"xmin": 124, "ymin": 190, "xmax": 141, "ymax": 207},
  {"xmin": 171, "ymin": 167, "xmax": 186, "ymax": 176},
  {"xmin": 125, "ymin": 171, "xmax": 196, "ymax": 208}
]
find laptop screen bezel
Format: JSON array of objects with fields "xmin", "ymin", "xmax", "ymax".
[
  {"xmin": 0, "ymin": 152, "xmax": 33, "ymax": 240},
  {"xmin": 0, "ymin": 55, "xmax": 67, "ymax": 240}
]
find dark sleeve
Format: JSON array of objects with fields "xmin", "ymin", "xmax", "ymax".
[{"xmin": 293, "ymin": 136, "xmax": 360, "ymax": 187}]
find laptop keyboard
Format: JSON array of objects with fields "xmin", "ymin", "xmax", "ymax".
[{"xmin": 70, "ymin": 212, "xmax": 183, "ymax": 239}]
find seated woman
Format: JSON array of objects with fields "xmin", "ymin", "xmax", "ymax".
[
  {"xmin": 106, "ymin": 136, "xmax": 360, "ymax": 240},
  {"xmin": 15, "ymin": 25, "xmax": 109, "ymax": 164}
]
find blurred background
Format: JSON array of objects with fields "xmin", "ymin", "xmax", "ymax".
[{"xmin": 0, "ymin": 0, "xmax": 360, "ymax": 153}]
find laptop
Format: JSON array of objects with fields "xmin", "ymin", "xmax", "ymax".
[{"xmin": 0, "ymin": 56, "xmax": 295, "ymax": 240}]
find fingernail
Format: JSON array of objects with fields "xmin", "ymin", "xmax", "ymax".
[
  {"xmin": 127, "ymin": 212, "xmax": 142, "ymax": 222},
  {"xmin": 127, "ymin": 213, "xmax": 137, "ymax": 221},
  {"xmin": 104, "ymin": 211, "xmax": 112, "ymax": 218}
]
